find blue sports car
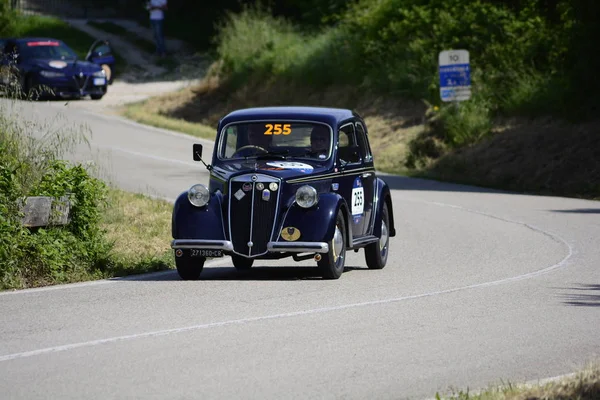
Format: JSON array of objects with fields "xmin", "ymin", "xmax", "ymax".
[{"xmin": 0, "ymin": 37, "xmax": 115, "ymax": 100}]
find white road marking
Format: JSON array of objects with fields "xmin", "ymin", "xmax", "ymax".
[
  {"xmin": 0, "ymin": 258, "xmax": 231, "ymax": 297},
  {"xmin": 0, "ymin": 192, "xmax": 574, "ymax": 362},
  {"xmin": 93, "ymin": 144, "xmax": 201, "ymax": 168},
  {"xmin": 0, "ymin": 227, "xmax": 572, "ymax": 362}
]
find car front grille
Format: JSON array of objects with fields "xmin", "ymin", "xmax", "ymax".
[
  {"xmin": 72, "ymin": 74, "xmax": 89, "ymax": 90},
  {"xmin": 228, "ymin": 174, "xmax": 281, "ymax": 257}
]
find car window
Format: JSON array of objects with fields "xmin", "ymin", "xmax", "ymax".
[
  {"xmin": 218, "ymin": 121, "xmax": 333, "ymax": 161},
  {"xmin": 355, "ymin": 122, "xmax": 373, "ymax": 163},
  {"xmin": 338, "ymin": 123, "xmax": 360, "ymax": 165}
]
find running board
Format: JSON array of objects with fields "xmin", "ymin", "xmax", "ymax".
[{"xmin": 351, "ymin": 235, "xmax": 378, "ymax": 249}]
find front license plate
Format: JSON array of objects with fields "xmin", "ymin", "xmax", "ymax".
[
  {"xmin": 93, "ymin": 77, "xmax": 106, "ymax": 86},
  {"xmin": 190, "ymin": 249, "xmax": 223, "ymax": 258}
]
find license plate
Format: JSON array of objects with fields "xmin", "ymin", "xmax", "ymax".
[
  {"xmin": 93, "ymin": 77, "xmax": 106, "ymax": 86},
  {"xmin": 190, "ymin": 249, "xmax": 223, "ymax": 258}
]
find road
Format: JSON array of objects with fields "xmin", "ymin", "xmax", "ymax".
[{"xmin": 1, "ymin": 99, "xmax": 599, "ymax": 400}]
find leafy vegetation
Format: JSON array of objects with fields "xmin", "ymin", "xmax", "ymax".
[
  {"xmin": 0, "ymin": 93, "xmax": 172, "ymax": 290},
  {"xmin": 197, "ymin": 0, "xmax": 598, "ymax": 198}
]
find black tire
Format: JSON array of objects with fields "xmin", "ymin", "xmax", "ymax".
[
  {"xmin": 365, "ymin": 202, "xmax": 390, "ymax": 270},
  {"xmin": 318, "ymin": 210, "xmax": 346, "ymax": 279},
  {"xmin": 232, "ymin": 254, "xmax": 254, "ymax": 270},
  {"xmin": 175, "ymin": 251, "xmax": 205, "ymax": 280},
  {"xmin": 90, "ymin": 94, "xmax": 104, "ymax": 100}
]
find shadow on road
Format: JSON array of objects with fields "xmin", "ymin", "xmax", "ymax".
[
  {"xmin": 558, "ymin": 284, "xmax": 600, "ymax": 307},
  {"xmin": 121, "ymin": 265, "xmax": 365, "ymax": 282},
  {"xmin": 549, "ymin": 208, "xmax": 600, "ymax": 214}
]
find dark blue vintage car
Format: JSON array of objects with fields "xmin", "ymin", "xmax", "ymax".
[
  {"xmin": 0, "ymin": 37, "xmax": 115, "ymax": 100},
  {"xmin": 171, "ymin": 106, "xmax": 396, "ymax": 280}
]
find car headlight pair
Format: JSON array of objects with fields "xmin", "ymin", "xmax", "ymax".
[
  {"xmin": 188, "ymin": 184, "xmax": 210, "ymax": 207},
  {"xmin": 295, "ymin": 185, "xmax": 318, "ymax": 208},
  {"xmin": 40, "ymin": 70, "xmax": 65, "ymax": 78},
  {"xmin": 189, "ymin": 183, "xmax": 318, "ymax": 209}
]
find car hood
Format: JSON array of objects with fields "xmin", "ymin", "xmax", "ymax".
[
  {"xmin": 211, "ymin": 159, "xmax": 332, "ymax": 182},
  {"xmin": 30, "ymin": 59, "xmax": 102, "ymax": 73}
]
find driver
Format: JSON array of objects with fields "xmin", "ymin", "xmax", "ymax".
[
  {"xmin": 309, "ymin": 125, "xmax": 330, "ymax": 158},
  {"xmin": 233, "ymin": 124, "xmax": 272, "ymax": 158},
  {"xmin": 247, "ymin": 124, "xmax": 272, "ymax": 149}
]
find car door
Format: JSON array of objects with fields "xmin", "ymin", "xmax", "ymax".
[
  {"xmin": 335, "ymin": 121, "xmax": 371, "ymax": 238},
  {"xmin": 85, "ymin": 40, "xmax": 115, "ymax": 84},
  {"xmin": 354, "ymin": 120, "xmax": 375, "ymax": 236}
]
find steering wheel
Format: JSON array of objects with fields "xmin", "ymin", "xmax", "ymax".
[{"xmin": 232, "ymin": 145, "xmax": 269, "ymax": 157}]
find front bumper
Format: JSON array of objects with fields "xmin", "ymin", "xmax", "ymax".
[
  {"xmin": 171, "ymin": 239, "xmax": 329, "ymax": 255},
  {"xmin": 35, "ymin": 74, "xmax": 107, "ymax": 97}
]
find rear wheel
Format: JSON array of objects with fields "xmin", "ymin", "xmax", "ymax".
[
  {"xmin": 175, "ymin": 250, "xmax": 205, "ymax": 280},
  {"xmin": 365, "ymin": 202, "xmax": 390, "ymax": 269},
  {"xmin": 318, "ymin": 210, "xmax": 346, "ymax": 279},
  {"xmin": 232, "ymin": 254, "xmax": 254, "ymax": 270}
]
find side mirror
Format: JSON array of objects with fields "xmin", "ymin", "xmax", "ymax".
[
  {"xmin": 192, "ymin": 143, "xmax": 212, "ymax": 171},
  {"xmin": 193, "ymin": 143, "xmax": 203, "ymax": 161}
]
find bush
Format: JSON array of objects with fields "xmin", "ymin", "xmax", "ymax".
[{"xmin": 0, "ymin": 98, "xmax": 112, "ymax": 289}]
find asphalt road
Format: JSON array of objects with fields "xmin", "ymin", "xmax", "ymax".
[{"xmin": 1, "ymin": 99, "xmax": 599, "ymax": 400}]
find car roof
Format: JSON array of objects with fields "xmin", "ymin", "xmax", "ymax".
[
  {"xmin": 13, "ymin": 37, "xmax": 64, "ymax": 44},
  {"xmin": 219, "ymin": 106, "xmax": 360, "ymax": 128}
]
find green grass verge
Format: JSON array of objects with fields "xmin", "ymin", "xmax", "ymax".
[
  {"xmin": 121, "ymin": 100, "xmax": 217, "ymax": 141},
  {"xmin": 435, "ymin": 363, "xmax": 600, "ymax": 400}
]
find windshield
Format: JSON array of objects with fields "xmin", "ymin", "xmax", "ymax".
[
  {"xmin": 218, "ymin": 121, "xmax": 333, "ymax": 161},
  {"xmin": 20, "ymin": 40, "xmax": 77, "ymax": 60}
]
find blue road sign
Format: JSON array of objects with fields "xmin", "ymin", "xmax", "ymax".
[{"xmin": 439, "ymin": 50, "xmax": 471, "ymax": 102}]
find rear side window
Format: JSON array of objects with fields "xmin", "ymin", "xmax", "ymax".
[{"xmin": 355, "ymin": 122, "xmax": 373, "ymax": 163}]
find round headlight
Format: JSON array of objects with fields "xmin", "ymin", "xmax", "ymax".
[
  {"xmin": 295, "ymin": 185, "xmax": 318, "ymax": 208},
  {"xmin": 187, "ymin": 184, "xmax": 210, "ymax": 207}
]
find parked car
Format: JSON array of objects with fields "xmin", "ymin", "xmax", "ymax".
[
  {"xmin": 171, "ymin": 106, "xmax": 396, "ymax": 280},
  {"xmin": 0, "ymin": 37, "xmax": 115, "ymax": 100}
]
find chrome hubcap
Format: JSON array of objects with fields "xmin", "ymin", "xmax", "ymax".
[
  {"xmin": 332, "ymin": 225, "xmax": 344, "ymax": 263},
  {"xmin": 380, "ymin": 220, "xmax": 389, "ymax": 255}
]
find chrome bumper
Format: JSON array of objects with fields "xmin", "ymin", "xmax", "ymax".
[
  {"xmin": 171, "ymin": 239, "xmax": 329, "ymax": 254},
  {"xmin": 267, "ymin": 241, "xmax": 329, "ymax": 253},
  {"xmin": 171, "ymin": 240, "xmax": 234, "ymax": 251}
]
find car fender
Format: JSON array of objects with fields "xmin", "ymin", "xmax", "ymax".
[
  {"xmin": 171, "ymin": 191, "xmax": 226, "ymax": 240},
  {"xmin": 276, "ymin": 193, "xmax": 352, "ymax": 245},
  {"xmin": 372, "ymin": 178, "xmax": 396, "ymax": 237}
]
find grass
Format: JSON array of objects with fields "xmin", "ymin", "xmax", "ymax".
[
  {"xmin": 122, "ymin": 99, "xmax": 217, "ymax": 141},
  {"xmin": 99, "ymin": 187, "xmax": 174, "ymax": 276},
  {"xmin": 119, "ymin": 74, "xmax": 426, "ymax": 172},
  {"xmin": 435, "ymin": 362, "xmax": 600, "ymax": 400}
]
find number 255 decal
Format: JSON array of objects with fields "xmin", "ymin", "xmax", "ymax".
[{"xmin": 265, "ymin": 124, "xmax": 292, "ymax": 135}]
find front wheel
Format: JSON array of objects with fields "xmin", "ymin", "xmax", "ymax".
[
  {"xmin": 232, "ymin": 254, "xmax": 253, "ymax": 270},
  {"xmin": 365, "ymin": 202, "xmax": 390, "ymax": 269},
  {"xmin": 90, "ymin": 94, "xmax": 104, "ymax": 100},
  {"xmin": 175, "ymin": 251, "xmax": 205, "ymax": 280},
  {"xmin": 318, "ymin": 210, "xmax": 346, "ymax": 279}
]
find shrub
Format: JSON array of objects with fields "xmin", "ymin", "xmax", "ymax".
[{"xmin": 0, "ymin": 98, "xmax": 112, "ymax": 289}]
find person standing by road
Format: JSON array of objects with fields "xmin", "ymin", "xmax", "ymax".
[{"xmin": 146, "ymin": 0, "xmax": 168, "ymax": 57}]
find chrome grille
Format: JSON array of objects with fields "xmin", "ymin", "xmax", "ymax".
[{"xmin": 228, "ymin": 174, "xmax": 280, "ymax": 257}]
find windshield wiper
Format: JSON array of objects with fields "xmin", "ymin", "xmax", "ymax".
[{"xmin": 255, "ymin": 150, "xmax": 290, "ymax": 160}]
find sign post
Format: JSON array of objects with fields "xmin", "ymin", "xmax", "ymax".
[{"xmin": 439, "ymin": 50, "xmax": 471, "ymax": 102}]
